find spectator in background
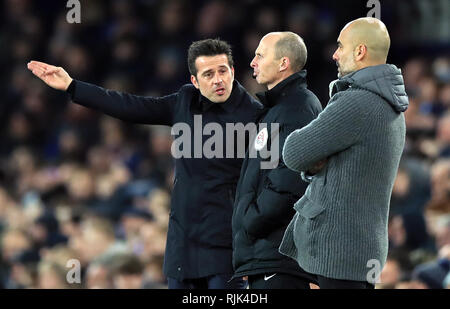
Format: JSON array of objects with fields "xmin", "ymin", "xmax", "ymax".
[
  {"xmin": 85, "ymin": 261, "xmax": 113, "ymax": 289},
  {"xmin": 388, "ymin": 213, "xmax": 434, "ymax": 255},
  {"xmin": 146, "ymin": 189, "xmax": 170, "ymax": 230},
  {"xmin": 7, "ymin": 249, "xmax": 40, "ymax": 289},
  {"xmin": 28, "ymin": 211, "xmax": 68, "ymax": 251},
  {"xmin": 37, "ymin": 261, "xmax": 72, "ymax": 289},
  {"xmin": 436, "ymin": 113, "xmax": 450, "ymax": 157},
  {"xmin": 390, "ymin": 158, "xmax": 431, "ymax": 216},
  {"xmin": 142, "ymin": 254, "xmax": 167, "ymax": 288},
  {"xmin": 71, "ymin": 216, "xmax": 128, "ymax": 268},
  {"xmin": 0, "ymin": 229, "xmax": 35, "ymax": 288},
  {"xmin": 439, "ymin": 84, "xmax": 450, "ymax": 110},
  {"xmin": 411, "ymin": 247, "xmax": 450, "ymax": 289},
  {"xmin": 379, "ymin": 249, "xmax": 413, "ymax": 289},
  {"xmin": 195, "ymin": 1, "xmax": 230, "ymax": 39},
  {"xmin": 404, "ymin": 90, "xmax": 434, "ymax": 137},
  {"xmin": 418, "ymin": 77, "xmax": 445, "ymax": 118},
  {"xmin": 110, "ymin": 253, "xmax": 144, "ymax": 289},
  {"xmin": 1, "ymin": 229, "xmax": 33, "ymax": 267},
  {"xmin": 426, "ymin": 159, "xmax": 450, "ymax": 216}
]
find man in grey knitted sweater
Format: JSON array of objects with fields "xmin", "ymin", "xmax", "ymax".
[{"xmin": 279, "ymin": 17, "xmax": 409, "ymax": 289}]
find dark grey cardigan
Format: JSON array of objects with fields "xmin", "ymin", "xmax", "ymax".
[{"xmin": 279, "ymin": 64, "xmax": 409, "ymax": 281}]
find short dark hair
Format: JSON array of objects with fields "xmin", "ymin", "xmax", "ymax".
[{"xmin": 187, "ymin": 38, "xmax": 234, "ymax": 77}]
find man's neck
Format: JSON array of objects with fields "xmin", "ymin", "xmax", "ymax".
[
  {"xmin": 356, "ymin": 61, "xmax": 386, "ymax": 71},
  {"xmin": 267, "ymin": 71, "xmax": 295, "ymax": 90}
]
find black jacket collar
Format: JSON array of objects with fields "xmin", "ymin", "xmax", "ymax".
[
  {"xmin": 256, "ymin": 70, "xmax": 308, "ymax": 108},
  {"xmin": 195, "ymin": 80, "xmax": 243, "ymax": 113}
]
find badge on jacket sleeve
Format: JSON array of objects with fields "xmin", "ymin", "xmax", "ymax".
[{"xmin": 254, "ymin": 127, "xmax": 268, "ymax": 151}]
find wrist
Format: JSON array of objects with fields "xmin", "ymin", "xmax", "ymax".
[
  {"xmin": 66, "ymin": 79, "xmax": 76, "ymax": 95},
  {"xmin": 65, "ymin": 78, "xmax": 73, "ymax": 91}
]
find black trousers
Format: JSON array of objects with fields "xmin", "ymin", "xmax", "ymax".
[
  {"xmin": 168, "ymin": 274, "xmax": 247, "ymax": 289},
  {"xmin": 248, "ymin": 273, "xmax": 375, "ymax": 289},
  {"xmin": 248, "ymin": 273, "xmax": 311, "ymax": 289},
  {"xmin": 316, "ymin": 275, "xmax": 375, "ymax": 289}
]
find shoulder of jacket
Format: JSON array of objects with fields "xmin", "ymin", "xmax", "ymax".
[
  {"xmin": 281, "ymin": 88, "xmax": 321, "ymax": 111},
  {"xmin": 331, "ymin": 87, "xmax": 376, "ymax": 106},
  {"xmin": 284, "ymin": 86, "xmax": 320, "ymax": 103},
  {"xmin": 328, "ymin": 88, "xmax": 382, "ymax": 127},
  {"xmin": 178, "ymin": 84, "xmax": 198, "ymax": 96},
  {"xmin": 241, "ymin": 91, "xmax": 264, "ymax": 110}
]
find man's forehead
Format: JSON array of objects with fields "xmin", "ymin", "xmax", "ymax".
[
  {"xmin": 255, "ymin": 42, "xmax": 270, "ymax": 57},
  {"xmin": 260, "ymin": 34, "xmax": 279, "ymax": 50},
  {"xmin": 195, "ymin": 54, "xmax": 230, "ymax": 70},
  {"xmin": 337, "ymin": 27, "xmax": 350, "ymax": 43},
  {"xmin": 262, "ymin": 32, "xmax": 281, "ymax": 43},
  {"xmin": 255, "ymin": 42, "xmax": 264, "ymax": 54}
]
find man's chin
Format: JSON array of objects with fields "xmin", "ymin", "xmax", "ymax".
[
  {"xmin": 338, "ymin": 70, "xmax": 351, "ymax": 78},
  {"xmin": 212, "ymin": 94, "xmax": 229, "ymax": 103}
]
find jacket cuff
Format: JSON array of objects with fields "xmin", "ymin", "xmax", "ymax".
[
  {"xmin": 66, "ymin": 79, "xmax": 76, "ymax": 97},
  {"xmin": 301, "ymin": 171, "xmax": 314, "ymax": 183}
]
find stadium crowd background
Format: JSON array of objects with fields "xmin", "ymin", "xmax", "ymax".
[{"xmin": 0, "ymin": 0, "xmax": 449, "ymax": 289}]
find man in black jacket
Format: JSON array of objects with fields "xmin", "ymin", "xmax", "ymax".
[
  {"xmin": 27, "ymin": 39, "xmax": 263, "ymax": 289},
  {"xmin": 232, "ymin": 32, "xmax": 322, "ymax": 288}
]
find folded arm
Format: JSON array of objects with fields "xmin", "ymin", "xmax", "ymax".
[{"xmin": 282, "ymin": 91, "xmax": 368, "ymax": 173}]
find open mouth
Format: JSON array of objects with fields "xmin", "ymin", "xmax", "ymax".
[{"xmin": 215, "ymin": 88, "xmax": 225, "ymax": 95}]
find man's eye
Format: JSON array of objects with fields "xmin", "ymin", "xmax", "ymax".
[{"xmin": 204, "ymin": 73, "xmax": 212, "ymax": 78}]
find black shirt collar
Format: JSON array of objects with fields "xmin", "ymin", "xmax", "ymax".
[
  {"xmin": 196, "ymin": 80, "xmax": 242, "ymax": 113},
  {"xmin": 256, "ymin": 70, "xmax": 308, "ymax": 108}
]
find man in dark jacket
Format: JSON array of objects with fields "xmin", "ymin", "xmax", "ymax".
[
  {"xmin": 27, "ymin": 39, "xmax": 263, "ymax": 289},
  {"xmin": 232, "ymin": 32, "xmax": 322, "ymax": 288}
]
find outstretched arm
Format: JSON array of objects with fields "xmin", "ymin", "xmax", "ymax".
[{"xmin": 27, "ymin": 61, "xmax": 176, "ymax": 126}]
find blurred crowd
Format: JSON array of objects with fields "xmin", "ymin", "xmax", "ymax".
[{"xmin": 0, "ymin": 0, "xmax": 449, "ymax": 289}]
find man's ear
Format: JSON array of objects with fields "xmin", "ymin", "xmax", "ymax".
[
  {"xmin": 355, "ymin": 44, "xmax": 367, "ymax": 62},
  {"xmin": 191, "ymin": 75, "xmax": 199, "ymax": 89},
  {"xmin": 279, "ymin": 57, "xmax": 289, "ymax": 72}
]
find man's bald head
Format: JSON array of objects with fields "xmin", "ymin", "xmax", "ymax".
[
  {"xmin": 333, "ymin": 17, "xmax": 391, "ymax": 77},
  {"xmin": 251, "ymin": 31, "xmax": 307, "ymax": 89},
  {"xmin": 273, "ymin": 32, "xmax": 307, "ymax": 72},
  {"xmin": 343, "ymin": 17, "xmax": 390, "ymax": 63}
]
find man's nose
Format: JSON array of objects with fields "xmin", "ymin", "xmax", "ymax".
[
  {"xmin": 213, "ymin": 73, "xmax": 223, "ymax": 84},
  {"xmin": 332, "ymin": 50, "xmax": 339, "ymax": 61},
  {"xmin": 250, "ymin": 56, "xmax": 257, "ymax": 68}
]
